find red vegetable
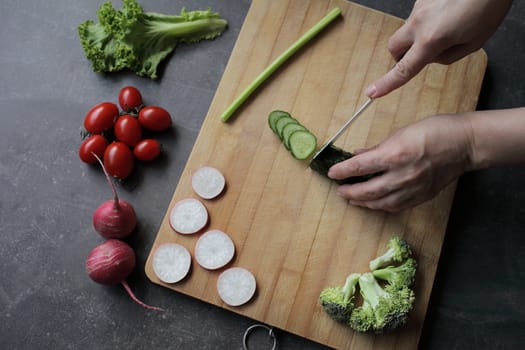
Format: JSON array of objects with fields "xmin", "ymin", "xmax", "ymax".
[
  {"xmin": 138, "ymin": 106, "xmax": 172, "ymax": 132},
  {"xmin": 133, "ymin": 139, "xmax": 161, "ymax": 161},
  {"xmin": 92, "ymin": 154, "xmax": 137, "ymax": 239},
  {"xmin": 79, "ymin": 135, "xmax": 108, "ymax": 164},
  {"xmin": 83, "ymin": 102, "xmax": 119, "ymax": 134},
  {"xmin": 114, "ymin": 115, "xmax": 142, "ymax": 147},
  {"xmin": 86, "ymin": 239, "xmax": 162, "ymax": 311},
  {"xmin": 118, "ymin": 86, "xmax": 143, "ymax": 112},
  {"xmin": 103, "ymin": 142, "xmax": 134, "ymax": 179}
]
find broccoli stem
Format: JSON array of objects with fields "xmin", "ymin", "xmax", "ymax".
[
  {"xmin": 369, "ymin": 248, "xmax": 396, "ymax": 271},
  {"xmin": 341, "ymin": 273, "xmax": 360, "ymax": 302},
  {"xmin": 369, "ymin": 236, "xmax": 411, "ymax": 271},
  {"xmin": 358, "ymin": 273, "xmax": 388, "ymax": 308},
  {"xmin": 220, "ymin": 7, "xmax": 342, "ymax": 122}
]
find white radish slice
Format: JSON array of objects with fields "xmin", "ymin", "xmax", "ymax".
[
  {"xmin": 152, "ymin": 243, "xmax": 191, "ymax": 284},
  {"xmin": 195, "ymin": 230, "xmax": 235, "ymax": 270},
  {"xmin": 191, "ymin": 166, "xmax": 226, "ymax": 199},
  {"xmin": 217, "ymin": 267, "xmax": 256, "ymax": 307},
  {"xmin": 170, "ymin": 198, "xmax": 208, "ymax": 234}
]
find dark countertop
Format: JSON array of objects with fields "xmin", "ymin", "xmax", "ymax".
[{"xmin": 1, "ymin": 1, "xmax": 524, "ymax": 349}]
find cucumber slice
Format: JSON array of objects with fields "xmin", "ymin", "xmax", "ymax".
[
  {"xmin": 268, "ymin": 110, "xmax": 290, "ymax": 134},
  {"xmin": 282, "ymin": 123, "xmax": 307, "ymax": 149},
  {"xmin": 275, "ymin": 116, "xmax": 298, "ymax": 139},
  {"xmin": 289, "ymin": 130, "xmax": 317, "ymax": 160}
]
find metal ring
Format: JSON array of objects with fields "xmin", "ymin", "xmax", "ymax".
[{"xmin": 242, "ymin": 324, "xmax": 277, "ymax": 350}]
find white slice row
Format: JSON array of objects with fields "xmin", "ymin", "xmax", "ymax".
[
  {"xmin": 157, "ymin": 168, "xmax": 255, "ymax": 306},
  {"xmin": 152, "ymin": 237, "xmax": 255, "ymax": 306}
]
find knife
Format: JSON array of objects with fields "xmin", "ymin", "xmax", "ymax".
[{"xmin": 310, "ymin": 96, "xmax": 374, "ymax": 164}]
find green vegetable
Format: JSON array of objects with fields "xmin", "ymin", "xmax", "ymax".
[
  {"xmin": 319, "ymin": 235, "xmax": 417, "ymax": 334},
  {"xmin": 282, "ymin": 123, "xmax": 307, "ymax": 149},
  {"xmin": 275, "ymin": 115, "xmax": 298, "ymax": 139},
  {"xmin": 268, "ymin": 110, "xmax": 291, "ymax": 133},
  {"xmin": 369, "ymin": 236, "xmax": 412, "ymax": 271},
  {"xmin": 373, "ymin": 257, "xmax": 417, "ymax": 290},
  {"xmin": 220, "ymin": 7, "xmax": 342, "ymax": 122},
  {"xmin": 349, "ymin": 273, "xmax": 415, "ymax": 334},
  {"xmin": 289, "ymin": 131, "xmax": 317, "ymax": 160},
  {"xmin": 319, "ymin": 273, "xmax": 360, "ymax": 323},
  {"xmin": 78, "ymin": 0, "xmax": 228, "ymax": 79},
  {"xmin": 309, "ymin": 144, "xmax": 377, "ymax": 185},
  {"xmin": 268, "ymin": 110, "xmax": 317, "ymax": 160}
]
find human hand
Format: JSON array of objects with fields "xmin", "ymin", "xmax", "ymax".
[
  {"xmin": 366, "ymin": 0, "xmax": 512, "ymax": 98},
  {"xmin": 327, "ymin": 114, "xmax": 475, "ymax": 212}
]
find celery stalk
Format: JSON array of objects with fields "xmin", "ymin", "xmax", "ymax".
[{"xmin": 220, "ymin": 7, "xmax": 342, "ymax": 122}]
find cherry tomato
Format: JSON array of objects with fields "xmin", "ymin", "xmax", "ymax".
[
  {"xmin": 114, "ymin": 115, "xmax": 142, "ymax": 147},
  {"xmin": 83, "ymin": 102, "xmax": 119, "ymax": 134},
  {"xmin": 79, "ymin": 135, "xmax": 108, "ymax": 164},
  {"xmin": 103, "ymin": 142, "xmax": 134, "ymax": 179},
  {"xmin": 118, "ymin": 86, "xmax": 143, "ymax": 112},
  {"xmin": 133, "ymin": 139, "xmax": 161, "ymax": 161},
  {"xmin": 138, "ymin": 106, "xmax": 172, "ymax": 132}
]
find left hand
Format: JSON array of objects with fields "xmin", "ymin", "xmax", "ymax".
[{"xmin": 327, "ymin": 114, "xmax": 474, "ymax": 212}]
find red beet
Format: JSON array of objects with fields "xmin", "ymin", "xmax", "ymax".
[{"xmin": 86, "ymin": 240, "xmax": 162, "ymax": 311}]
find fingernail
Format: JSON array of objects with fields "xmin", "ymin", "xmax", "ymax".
[{"xmin": 365, "ymin": 84, "xmax": 377, "ymax": 98}]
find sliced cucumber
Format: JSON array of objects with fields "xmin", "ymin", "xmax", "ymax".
[
  {"xmin": 268, "ymin": 110, "xmax": 318, "ymax": 160},
  {"xmin": 275, "ymin": 116, "xmax": 298, "ymax": 139},
  {"xmin": 282, "ymin": 123, "xmax": 307, "ymax": 149},
  {"xmin": 289, "ymin": 130, "xmax": 317, "ymax": 160},
  {"xmin": 268, "ymin": 110, "xmax": 290, "ymax": 134}
]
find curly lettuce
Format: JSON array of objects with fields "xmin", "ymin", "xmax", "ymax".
[{"xmin": 78, "ymin": 0, "xmax": 228, "ymax": 79}]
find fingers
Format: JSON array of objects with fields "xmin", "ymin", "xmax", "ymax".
[
  {"xmin": 366, "ymin": 44, "xmax": 430, "ymax": 98},
  {"xmin": 347, "ymin": 192, "xmax": 416, "ymax": 213},
  {"xmin": 336, "ymin": 174, "xmax": 398, "ymax": 203},
  {"xmin": 327, "ymin": 149, "xmax": 386, "ymax": 180},
  {"xmin": 387, "ymin": 23, "xmax": 413, "ymax": 61},
  {"xmin": 338, "ymin": 177, "xmax": 428, "ymax": 213}
]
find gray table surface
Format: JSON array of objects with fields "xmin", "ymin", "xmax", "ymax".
[{"xmin": 1, "ymin": 1, "xmax": 524, "ymax": 349}]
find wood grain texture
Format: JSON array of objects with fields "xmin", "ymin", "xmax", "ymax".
[{"xmin": 145, "ymin": 0, "xmax": 487, "ymax": 348}]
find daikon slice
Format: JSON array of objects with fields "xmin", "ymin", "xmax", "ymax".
[
  {"xmin": 191, "ymin": 166, "xmax": 226, "ymax": 199},
  {"xmin": 195, "ymin": 230, "xmax": 235, "ymax": 270},
  {"xmin": 152, "ymin": 243, "xmax": 191, "ymax": 284},
  {"xmin": 169, "ymin": 198, "xmax": 208, "ymax": 234},
  {"xmin": 217, "ymin": 267, "xmax": 256, "ymax": 306}
]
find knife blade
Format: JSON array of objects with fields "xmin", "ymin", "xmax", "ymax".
[{"xmin": 309, "ymin": 97, "xmax": 374, "ymax": 163}]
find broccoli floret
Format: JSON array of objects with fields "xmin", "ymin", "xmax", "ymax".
[
  {"xmin": 319, "ymin": 273, "xmax": 360, "ymax": 322},
  {"xmin": 349, "ymin": 273, "xmax": 415, "ymax": 334},
  {"xmin": 369, "ymin": 236, "xmax": 412, "ymax": 271},
  {"xmin": 372, "ymin": 257, "xmax": 417, "ymax": 290},
  {"xmin": 78, "ymin": 0, "xmax": 228, "ymax": 79}
]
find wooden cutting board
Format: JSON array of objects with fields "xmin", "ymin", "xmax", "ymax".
[{"xmin": 145, "ymin": 0, "xmax": 487, "ymax": 348}]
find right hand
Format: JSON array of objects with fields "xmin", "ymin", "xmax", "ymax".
[
  {"xmin": 366, "ymin": 0, "xmax": 512, "ymax": 98},
  {"xmin": 328, "ymin": 114, "xmax": 475, "ymax": 212}
]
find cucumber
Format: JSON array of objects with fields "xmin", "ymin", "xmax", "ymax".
[
  {"xmin": 268, "ymin": 110, "xmax": 318, "ymax": 160},
  {"xmin": 275, "ymin": 116, "xmax": 298, "ymax": 139},
  {"xmin": 268, "ymin": 110, "xmax": 290, "ymax": 134},
  {"xmin": 289, "ymin": 130, "xmax": 317, "ymax": 160},
  {"xmin": 282, "ymin": 123, "xmax": 307, "ymax": 149},
  {"xmin": 309, "ymin": 144, "xmax": 378, "ymax": 184}
]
